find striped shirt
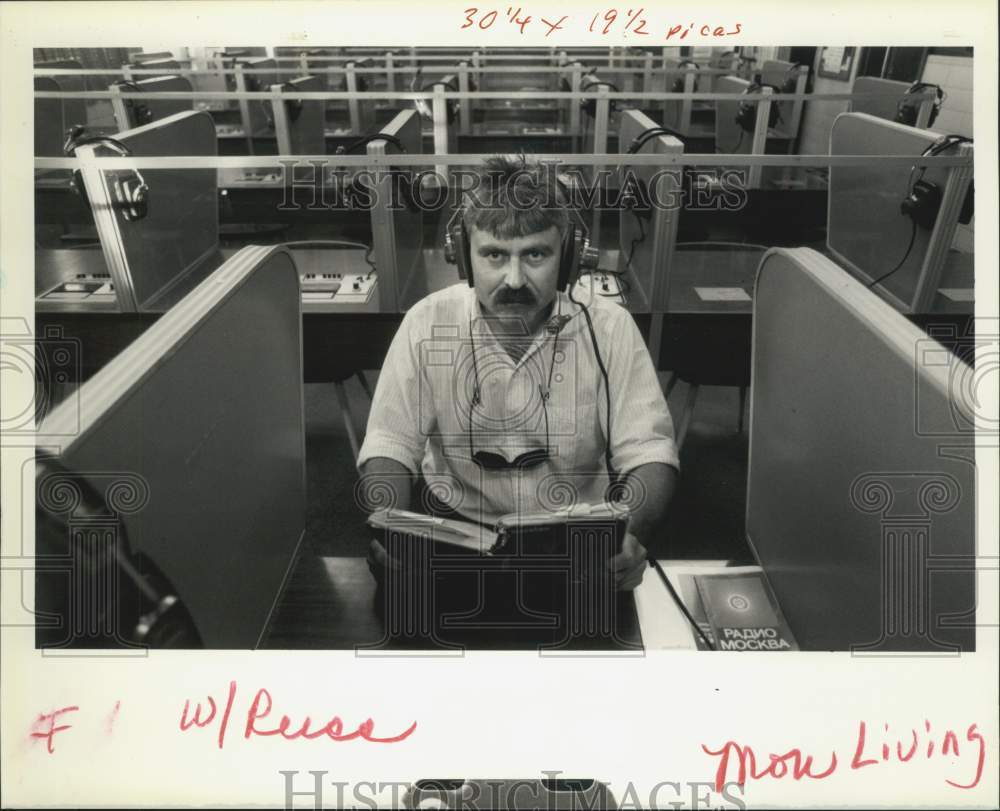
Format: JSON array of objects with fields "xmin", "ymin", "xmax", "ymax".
[{"xmin": 358, "ymin": 283, "xmax": 679, "ymax": 524}]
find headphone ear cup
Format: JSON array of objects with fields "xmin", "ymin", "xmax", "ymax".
[
  {"xmin": 115, "ymin": 173, "xmax": 149, "ymax": 222},
  {"xmin": 896, "ymin": 101, "xmax": 918, "ymax": 127},
  {"xmin": 557, "ymin": 224, "xmax": 579, "ymax": 292},
  {"xmin": 901, "ymin": 179, "xmax": 942, "ymax": 230},
  {"xmin": 447, "ymin": 221, "xmax": 474, "ymax": 286}
]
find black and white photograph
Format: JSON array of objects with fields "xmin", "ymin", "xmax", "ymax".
[{"xmin": 2, "ymin": 2, "xmax": 997, "ymax": 808}]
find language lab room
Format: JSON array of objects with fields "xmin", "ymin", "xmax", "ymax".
[{"xmin": 31, "ymin": 45, "xmax": 980, "ymax": 653}]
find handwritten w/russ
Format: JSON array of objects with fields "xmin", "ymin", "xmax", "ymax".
[{"xmin": 179, "ymin": 681, "xmax": 417, "ymax": 749}]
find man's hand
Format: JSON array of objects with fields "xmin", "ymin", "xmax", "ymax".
[{"xmin": 607, "ymin": 531, "xmax": 648, "ymax": 591}]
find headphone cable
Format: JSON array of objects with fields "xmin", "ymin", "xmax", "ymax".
[
  {"xmin": 566, "ymin": 283, "xmax": 615, "ymax": 482},
  {"xmin": 648, "ymin": 558, "xmax": 716, "ymax": 650}
]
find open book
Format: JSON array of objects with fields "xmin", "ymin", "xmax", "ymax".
[{"xmin": 367, "ymin": 501, "xmax": 631, "ymax": 558}]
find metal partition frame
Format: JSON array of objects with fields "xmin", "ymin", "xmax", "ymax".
[
  {"xmin": 827, "ymin": 112, "xmax": 974, "ymax": 313},
  {"xmin": 616, "ymin": 109, "xmax": 683, "ymax": 314},
  {"xmin": 714, "ymin": 77, "xmax": 772, "ymax": 189},
  {"xmin": 36, "ymin": 245, "xmax": 306, "ymax": 649},
  {"xmin": 661, "ymin": 58, "xmax": 694, "ymax": 134},
  {"xmin": 761, "ymin": 60, "xmax": 809, "ymax": 139},
  {"xmin": 75, "ymin": 110, "xmax": 220, "ymax": 313},
  {"xmin": 850, "ymin": 76, "xmax": 933, "ymax": 126},
  {"xmin": 746, "ymin": 247, "xmax": 975, "ymax": 652}
]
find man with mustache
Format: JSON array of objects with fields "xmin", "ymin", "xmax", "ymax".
[{"xmin": 358, "ymin": 155, "xmax": 678, "ymax": 591}]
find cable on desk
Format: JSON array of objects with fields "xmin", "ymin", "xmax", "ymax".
[
  {"xmin": 648, "ymin": 558, "xmax": 716, "ymax": 650},
  {"xmin": 279, "ymin": 239, "xmax": 376, "ymax": 274}
]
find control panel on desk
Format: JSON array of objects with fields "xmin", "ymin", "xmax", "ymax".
[
  {"xmin": 217, "ymin": 169, "xmax": 283, "ymax": 186},
  {"xmin": 37, "ymin": 273, "xmax": 115, "ymax": 302},
  {"xmin": 300, "ymin": 271, "xmax": 377, "ymax": 305},
  {"xmin": 573, "ymin": 272, "xmax": 627, "ymax": 306}
]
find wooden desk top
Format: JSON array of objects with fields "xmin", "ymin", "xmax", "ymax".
[
  {"xmin": 261, "ymin": 555, "xmax": 749, "ymax": 651},
  {"xmin": 262, "ymin": 555, "xmax": 646, "ymax": 652}
]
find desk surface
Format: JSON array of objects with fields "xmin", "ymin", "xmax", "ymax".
[
  {"xmin": 261, "ymin": 555, "xmax": 744, "ymax": 651},
  {"xmin": 665, "ymin": 245, "xmax": 974, "ymax": 315}
]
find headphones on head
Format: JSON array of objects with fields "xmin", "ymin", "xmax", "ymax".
[
  {"xmin": 443, "ymin": 195, "xmax": 599, "ymax": 292},
  {"xmin": 896, "ymin": 82, "xmax": 945, "ymax": 128},
  {"xmin": 736, "ymin": 81, "xmax": 782, "ymax": 132},
  {"xmin": 900, "ymin": 135, "xmax": 974, "ymax": 230},
  {"xmin": 113, "ymin": 80, "xmax": 153, "ymax": 128},
  {"xmin": 672, "ymin": 60, "xmax": 699, "ymax": 94},
  {"xmin": 63, "ymin": 126, "xmax": 149, "ymax": 222}
]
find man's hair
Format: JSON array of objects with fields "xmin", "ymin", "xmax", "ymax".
[{"xmin": 460, "ymin": 154, "xmax": 571, "ymax": 240}]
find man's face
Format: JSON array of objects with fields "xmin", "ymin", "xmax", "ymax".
[{"xmin": 468, "ymin": 225, "xmax": 563, "ymax": 331}]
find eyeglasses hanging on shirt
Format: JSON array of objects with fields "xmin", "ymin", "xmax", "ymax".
[{"xmin": 466, "ymin": 313, "xmax": 561, "ymax": 471}]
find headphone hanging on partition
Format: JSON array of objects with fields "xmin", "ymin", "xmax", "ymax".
[
  {"xmin": 896, "ymin": 82, "xmax": 945, "ymax": 128},
  {"xmin": 900, "ymin": 135, "xmax": 973, "ymax": 230},
  {"xmin": 580, "ymin": 76, "xmax": 619, "ymax": 119},
  {"xmin": 443, "ymin": 203, "xmax": 599, "ymax": 292},
  {"xmin": 735, "ymin": 82, "xmax": 782, "ymax": 133},
  {"xmin": 671, "ymin": 60, "xmax": 699, "ymax": 94},
  {"xmin": 112, "ymin": 80, "xmax": 153, "ymax": 128},
  {"xmin": 335, "ymin": 133, "xmax": 421, "ymax": 213},
  {"xmin": 456, "ymin": 61, "xmax": 478, "ymax": 92},
  {"xmin": 418, "ymin": 77, "xmax": 460, "ymax": 124},
  {"xmin": 265, "ymin": 81, "xmax": 305, "ymax": 129},
  {"xmin": 63, "ymin": 126, "xmax": 149, "ymax": 222},
  {"xmin": 619, "ymin": 126, "xmax": 685, "ymax": 219}
]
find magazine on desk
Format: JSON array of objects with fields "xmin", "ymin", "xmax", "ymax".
[{"xmin": 692, "ymin": 571, "xmax": 799, "ymax": 651}]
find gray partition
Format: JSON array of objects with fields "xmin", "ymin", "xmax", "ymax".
[
  {"xmin": 236, "ymin": 57, "xmax": 278, "ymax": 138},
  {"xmin": 827, "ymin": 112, "xmax": 973, "ymax": 313},
  {"xmin": 133, "ymin": 75, "xmax": 193, "ymax": 123},
  {"xmin": 36, "ymin": 245, "xmax": 306, "ymax": 648},
  {"xmin": 850, "ymin": 76, "xmax": 912, "ymax": 122},
  {"xmin": 34, "ymin": 60, "xmax": 90, "ymax": 157},
  {"xmin": 125, "ymin": 57, "xmax": 180, "ymax": 81},
  {"xmin": 272, "ymin": 75, "xmax": 325, "ymax": 155},
  {"xmin": 746, "ymin": 247, "xmax": 975, "ymax": 652},
  {"xmin": 372, "ymin": 109, "xmax": 426, "ymax": 312},
  {"xmin": 615, "ymin": 109, "xmax": 683, "ymax": 313},
  {"xmin": 74, "ymin": 110, "xmax": 220, "ymax": 312}
]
